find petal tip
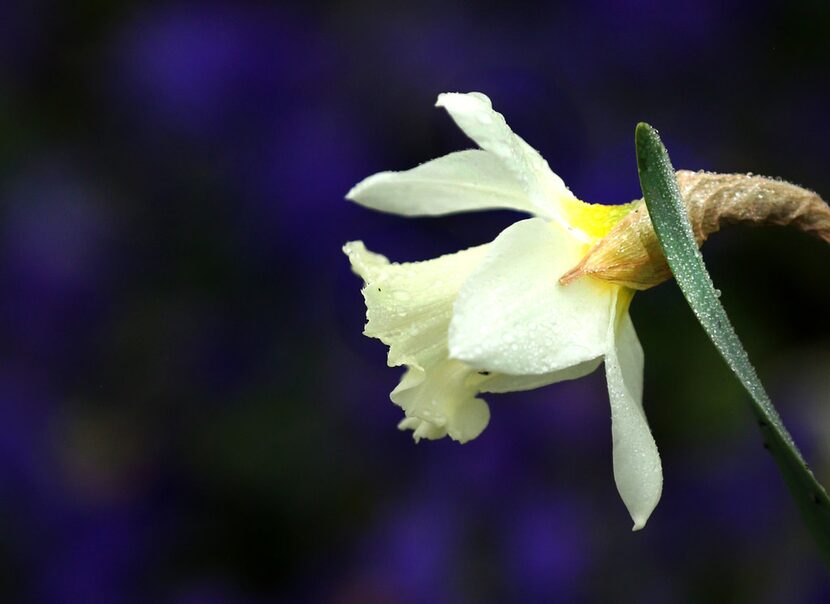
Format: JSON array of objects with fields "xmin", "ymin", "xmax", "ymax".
[
  {"xmin": 435, "ymin": 92, "xmax": 464, "ymax": 108},
  {"xmin": 435, "ymin": 91, "xmax": 492, "ymax": 110},
  {"xmin": 342, "ymin": 240, "xmax": 361, "ymax": 253},
  {"xmin": 342, "ymin": 240, "xmax": 366, "ymax": 264},
  {"xmin": 344, "ymin": 184, "xmax": 359, "ymax": 202},
  {"xmin": 345, "ymin": 173, "xmax": 380, "ymax": 203},
  {"xmin": 625, "ymin": 487, "xmax": 661, "ymax": 532}
]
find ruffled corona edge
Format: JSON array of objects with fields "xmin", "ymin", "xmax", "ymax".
[{"xmin": 343, "ymin": 241, "xmax": 491, "ymax": 443}]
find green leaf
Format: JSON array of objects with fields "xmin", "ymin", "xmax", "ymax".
[{"xmin": 635, "ymin": 122, "xmax": 830, "ymax": 565}]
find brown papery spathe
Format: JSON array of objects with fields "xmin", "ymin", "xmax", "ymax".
[{"xmin": 560, "ymin": 170, "xmax": 830, "ymax": 290}]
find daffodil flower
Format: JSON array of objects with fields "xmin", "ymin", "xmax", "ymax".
[{"xmin": 344, "ymin": 92, "xmax": 661, "ymax": 529}]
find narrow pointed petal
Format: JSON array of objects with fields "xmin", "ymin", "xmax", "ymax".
[
  {"xmin": 346, "ymin": 150, "xmax": 541, "ymax": 217},
  {"xmin": 605, "ymin": 297, "xmax": 663, "ymax": 530},
  {"xmin": 435, "ymin": 92, "xmax": 580, "ymax": 225},
  {"xmin": 449, "ymin": 218, "xmax": 613, "ymax": 376}
]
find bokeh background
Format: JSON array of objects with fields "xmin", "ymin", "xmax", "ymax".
[{"xmin": 1, "ymin": 1, "xmax": 829, "ymax": 602}]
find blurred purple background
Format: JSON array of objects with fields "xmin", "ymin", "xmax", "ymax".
[{"xmin": 0, "ymin": 1, "xmax": 829, "ymax": 602}]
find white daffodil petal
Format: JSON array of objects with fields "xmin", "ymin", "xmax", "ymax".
[
  {"xmin": 346, "ymin": 149, "xmax": 541, "ymax": 217},
  {"xmin": 479, "ymin": 357, "xmax": 602, "ymax": 393},
  {"xmin": 435, "ymin": 92, "xmax": 577, "ymax": 221},
  {"xmin": 343, "ymin": 241, "xmax": 491, "ymax": 443},
  {"xmin": 605, "ymin": 299, "xmax": 662, "ymax": 531},
  {"xmin": 449, "ymin": 217, "xmax": 613, "ymax": 376}
]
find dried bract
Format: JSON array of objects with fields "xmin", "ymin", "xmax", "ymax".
[{"xmin": 561, "ymin": 171, "xmax": 830, "ymax": 290}]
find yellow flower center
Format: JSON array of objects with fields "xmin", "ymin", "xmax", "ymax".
[{"xmin": 562, "ymin": 197, "xmax": 639, "ymax": 240}]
